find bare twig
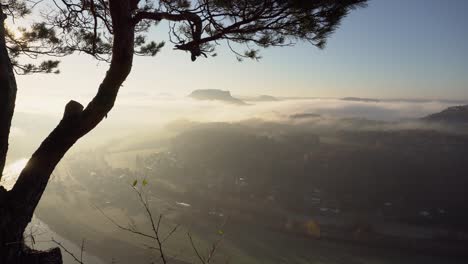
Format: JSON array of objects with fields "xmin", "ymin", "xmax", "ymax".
[
  {"xmin": 94, "ymin": 185, "xmax": 181, "ymax": 264},
  {"xmin": 80, "ymin": 239, "xmax": 85, "ymax": 263},
  {"xmin": 187, "ymin": 232, "xmax": 206, "ymax": 264},
  {"xmin": 51, "ymin": 238, "xmax": 85, "ymax": 264}
]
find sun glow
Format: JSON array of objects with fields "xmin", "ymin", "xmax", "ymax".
[
  {"xmin": 0, "ymin": 158, "xmax": 29, "ymax": 190},
  {"xmin": 7, "ymin": 158, "xmax": 29, "ymax": 175}
]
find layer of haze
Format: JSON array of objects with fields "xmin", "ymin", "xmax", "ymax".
[
  {"xmin": 13, "ymin": 0, "xmax": 468, "ymax": 117},
  {"xmin": 8, "ymin": 95, "xmax": 468, "ymax": 160},
  {"xmin": 8, "ymin": 0, "xmax": 468, "ymax": 159}
]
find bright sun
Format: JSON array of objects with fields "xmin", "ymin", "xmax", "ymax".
[
  {"xmin": 0, "ymin": 158, "xmax": 29, "ymax": 190},
  {"xmin": 6, "ymin": 158, "xmax": 29, "ymax": 175}
]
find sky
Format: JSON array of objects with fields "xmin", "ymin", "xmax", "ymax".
[
  {"xmin": 6, "ymin": 0, "xmax": 468, "ymax": 162},
  {"xmin": 12, "ymin": 0, "xmax": 468, "ymax": 115}
]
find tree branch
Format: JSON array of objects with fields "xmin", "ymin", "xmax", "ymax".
[
  {"xmin": 0, "ymin": 4, "xmax": 17, "ymax": 179},
  {"xmin": 7, "ymin": 0, "xmax": 136, "ymax": 234}
]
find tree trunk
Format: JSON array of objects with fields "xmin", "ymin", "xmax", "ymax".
[
  {"xmin": 0, "ymin": 4, "xmax": 17, "ymax": 179},
  {"xmin": 0, "ymin": 5, "xmax": 31, "ymax": 263},
  {"xmin": 1, "ymin": 5, "xmax": 60, "ymax": 263},
  {"xmin": 0, "ymin": 188, "xmax": 63, "ymax": 263},
  {"xmin": 0, "ymin": 0, "xmax": 135, "ymax": 262}
]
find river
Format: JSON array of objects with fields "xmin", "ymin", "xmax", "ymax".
[{"xmin": 1, "ymin": 159, "xmax": 104, "ymax": 264}]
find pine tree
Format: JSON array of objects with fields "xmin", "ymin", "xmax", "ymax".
[{"xmin": 0, "ymin": 0, "xmax": 367, "ymax": 262}]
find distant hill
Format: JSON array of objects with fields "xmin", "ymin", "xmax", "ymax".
[
  {"xmin": 423, "ymin": 105, "xmax": 468, "ymax": 123},
  {"xmin": 289, "ymin": 113, "xmax": 321, "ymax": 120},
  {"xmin": 189, "ymin": 89, "xmax": 246, "ymax": 105},
  {"xmin": 241, "ymin": 95, "xmax": 279, "ymax": 102},
  {"xmin": 342, "ymin": 97, "xmax": 380, "ymax": 103},
  {"xmin": 256, "ymin": 95, "xmax": 279, "ymax": 101}
]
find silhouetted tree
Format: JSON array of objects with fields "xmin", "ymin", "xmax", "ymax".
[{"xmin": 0, "ymin": 0, "xmax": 367, "ymax": 262}]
